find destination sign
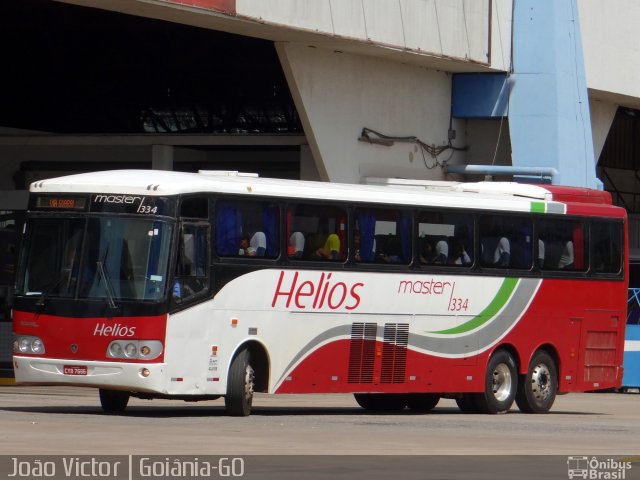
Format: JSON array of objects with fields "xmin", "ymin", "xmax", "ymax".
[
  {"xmin": 31, "ymin": 194, "xmax": 174, "ymax": 216},
  {"xmin": 33, "ymin": 196, "xmax": 87, "ymax": 211}
]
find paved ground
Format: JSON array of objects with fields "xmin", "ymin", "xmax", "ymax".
[{"xmin": 0, "ymin": 386, "xmax": 639, "ymax": 456}]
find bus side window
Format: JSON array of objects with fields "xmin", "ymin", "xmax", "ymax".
[
  {"xmin": 479, "ymin": 215, "xmax": 532, "ymax": 270},
  {"xmin": 288, "ymin": 203, "xmax": 346, "ymax": 261},
  {"xmin": 592, "ymin": 221, "xmax": 623, "ymax": 274},
  {"xmin": 418, "ymin": 211, "xmax": 473, "ymax": 267},
  {"xmin": 479, "ymin": 215, "xmax": 511, "ymax": 268},
  {"xmin": 538, "ymin": 218, "xmax": 586, "ymax": 272},
  {"xmin": 354, "ymin": 208, "xmax": 410, "ymax": 265},
  {"xmin": 215, "ymin": 199, "xmax": 279, "ymax": 258}
]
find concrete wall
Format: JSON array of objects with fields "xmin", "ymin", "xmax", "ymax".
[
  {"xmin": 579, "ymin": 0, "xmax": 640, "ymax": 108},
  {"xmin": 589, "ymin": 98, "xmax": 618, "ymax": 163},
  {"xmin": 277, "ymin": 43, "xmax": 465, "ymax": 183}
]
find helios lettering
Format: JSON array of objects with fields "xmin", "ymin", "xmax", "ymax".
[
  {"xmin": 272, "ymin": 271, "xmax": 363, "ymax": 311},
  {"xmin": 93, "ymin": 323, "xmax": 136, "ymax": 337}
]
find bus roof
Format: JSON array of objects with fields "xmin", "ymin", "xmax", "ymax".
[{"xmin": 29, "ymin": 169, "xmax": 617, "ymax": 215}]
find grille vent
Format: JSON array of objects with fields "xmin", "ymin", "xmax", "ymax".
[
  {"xmin": 348, "ymin": 323, "xmax": 377, "ymax": 384},
  {"xmin": 584, "ymin": 330, "xmax": 618, "ymax": 383},
  {"xmin": 381, "ymin": 323, "xmax": 409, "ymax": 384}
]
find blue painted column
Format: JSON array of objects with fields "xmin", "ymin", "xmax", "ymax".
[{"xmin": 509, "ymin": 0, "xmax": 599, "ymax": 188}]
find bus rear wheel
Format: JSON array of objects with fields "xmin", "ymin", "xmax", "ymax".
[
  {"xmin": 515, "ymin": 350, "xmax": 557, "ymax": 414},
  {"xmin": 98, "ymin": 389, "xmax": 130, "ymax": 414},
  {"xmin": 353, "ymin": 393, "xmax": 407, "ymax": 411},
  {"xmin": 474, "ymin": 350, "xmax": 517, "ymax": 414},
  {"xmin": 225, "ymin": 348, "xmax": 255, "ymax": 417}
]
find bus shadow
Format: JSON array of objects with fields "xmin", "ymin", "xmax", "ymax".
[{"xmin": 0, "ymin": 405, "xmax": 606, "ymax": 417}]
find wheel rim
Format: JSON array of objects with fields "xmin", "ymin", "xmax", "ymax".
[
  {"xmin": 530, "ymin": 363, "xmax": 551, "ymax": 401},
  {"xmin": 492, "ymin": 363, "xmax": 513, "ymax": 402},
  {"xmin": 244, "ymin": 364, "xmax": 255, "ymax": 404}
]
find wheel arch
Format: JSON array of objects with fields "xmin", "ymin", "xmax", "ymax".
[{"xmin": 229, "ymin": 340, "xmax": 270, "ymax": 393}]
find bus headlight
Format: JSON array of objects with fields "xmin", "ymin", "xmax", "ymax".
[
  {"xmin": 19, "ymin": 338, "xmax": 30, "ymax": 353},
  {"xmin": 124, "ymin": 343, "xmax": 137, "ymax": 358},
  {"xmin": 109, "ymin": 342, "xmax": 123, "ymax": 357},
  {"xmin": 31, "ymin": 338, "xmax": 45, "ymax": 354},
  {"xmin": 106, "ymin": 340, "xmax": 163, "ymax": 360},
  {"xmin": 13, "ymin": 335, "xmax": 46, "ymax": 355}
]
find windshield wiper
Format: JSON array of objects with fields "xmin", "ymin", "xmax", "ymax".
[{"xmin": 96, "ymin": 260, "xmax": 118, "ymax": 310}]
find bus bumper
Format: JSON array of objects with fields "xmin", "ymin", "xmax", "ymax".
[{"xmin": 12, "ymin": 356, "xmax": 167, "ymax": 393}]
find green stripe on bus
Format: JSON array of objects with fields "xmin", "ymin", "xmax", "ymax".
[
  {"xmin": 431, "ymin": 277, "xmax": 519, "ymax": 335},
  {"xmin": 530, "ymin": 201, "xmax": 546, "ymax": 213}
]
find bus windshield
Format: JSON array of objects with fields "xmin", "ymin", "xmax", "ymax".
[{"xmin": 18, "ymin": 216, "xmax": 173, "ymax": 302}]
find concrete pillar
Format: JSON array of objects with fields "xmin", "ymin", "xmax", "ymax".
[
  {"xmin": 509, "ymin": 0, "xmax": 599, "ymax": 188},
  {"xmin": 152, "ymin": 145, "xmax": 174, "ymax": 171}
]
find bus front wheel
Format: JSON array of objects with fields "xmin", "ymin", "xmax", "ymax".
[
  {"xmin": 515, "ymin": 350, "xmax": 557, "ymax": 414},
  {"xmin": 98, "ymin": 389, "xmax": 130, "ymax": 414},
  {"xmin": 474, "ymin": 350, "xmax": 517, "ymax": 414},
  {"xmin": 225, "ymin": 348, "xmax": 255, "ymax": 417}
]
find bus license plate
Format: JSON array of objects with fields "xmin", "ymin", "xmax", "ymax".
[{"xmin": 63, "ymin": 365, "xmax": 87, "ymax": 375}]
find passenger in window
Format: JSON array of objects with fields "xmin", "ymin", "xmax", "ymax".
[
  {"xmin": 480, "ymin": 216, "xmax": 511, "ymax": 267},
  {"xmin": 450, "ymin": 240, "xmax": 471, "ymax": 266},
  {"xmin": 538, "ymin": 239, "xmax": 545, "ymax": 268},
  {"xmin": 354, "ymin": 232, "xmax": 362, "ymax": 261},
  {"xmin": 238, "ymin": 235, "xmax": 256, "ymax": 256},
  {"xmin": 250, "ymin": 232, "xmax": 267, "ymax": 257},
  {"xmin": 376, "ymin": 236, "xmax": 403, "ymax": 264},
  {"xmin": 313, "ymin": 233, "xmax": 340, "ymax": 260},
  {"xmin": 494, "ymin": 237, "xmax": 511, "ymax": 267},
  {"xmin": 557, "ymin": 240, "xmax": 574, "ymax": 269},
  {"xmin": 288, "ymin": 232, "xmax": 305, "ymax": 258},
  {"xmin": 353, "ymin": 231, "xmax": 375, "ymax": 262},
  {"xmin": 419, "ymin": 240, "xmax": 433, "ymax": 264},
  {"xmin": 482, "ymin": 236, "xmax": 510, "ymax": 267},
  {"xmin": 420, "ymin": 239, "xmax": 448, "ymax": 265},
  {"xmin": 377, "ymin": 252, "xmax": 402, "ymax": 264}
]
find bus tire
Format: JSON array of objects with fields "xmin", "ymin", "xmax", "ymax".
[
  {"xmin": 455, "ymin": 394, "xmax": 480, "ymax": 414},
  {"xmin": 406, "ymin": 394, "xmax": 440, "ymax": 412},
  {"xmin": 515, "ymin": 350, "xmax": 557, "ymax": 414},
  {"xmin": 474, "ymin": 350, "xmax": 517, "ymax": 414},
  {"xmin": 98, "ymin": 389, "xmax": 129, "ymax": 414},
  {"xmin": 225, "ymin": 348, "xmax": 255, "ymax": 417},
  {"xmin": 353, "ymin": 393, "xmax": 407, "ymax": 411}
]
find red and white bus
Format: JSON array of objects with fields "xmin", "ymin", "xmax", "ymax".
[{"xmin": 12, "ymin": 170, "xmax": 627, "ymax": 415}]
